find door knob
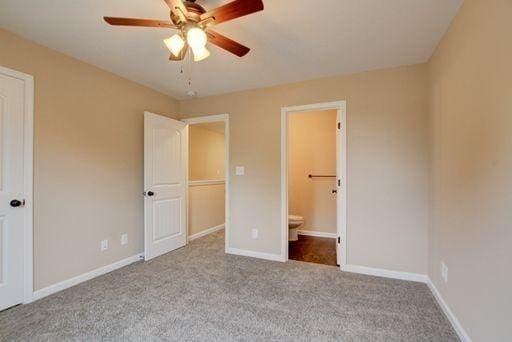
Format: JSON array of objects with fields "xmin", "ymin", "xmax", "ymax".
[
  {"xmin": 147, "ymin": 191, "xmax": 155, "ymax": 196},
  {"xmin": 332, "ymin": 189, "xmax": 338, "ymax": 194},
  {"xmin": 10, "ymin": 199, "xmax": 25, "ymax": 208}
]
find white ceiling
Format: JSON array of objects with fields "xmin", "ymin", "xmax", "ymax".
[{"xmin": 0, "ymin": 0, "xmax": 463, "ymax": 99}]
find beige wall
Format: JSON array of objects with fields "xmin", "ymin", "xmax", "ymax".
[
  {"xmin": 188, "ymin": 184, "xmax": 225, "ymax": 236},
  {"xmin": 3, "ymin": 2, "xmax": 508, "ymax": 336},
  {"xmin": 288, "ymin": 110, "xmax": 337, "ymax": 234},
  {"xmin": 188, "ymin": 124, "xmax": 226, "ymax": 236},
  {"xmin": 189, "ymin": 125, "xmax": 226, "ymax": 180},
  {"xmin": 428, "ymin": 0, "xmax": 512, "ymax": 340},
  {"xmin": 180, "ymin": 64, "xmax": 430, "ymax": 274},
  {"xmin": 0, "ymin": 29, "xmax": 179, "ymax": 290}
]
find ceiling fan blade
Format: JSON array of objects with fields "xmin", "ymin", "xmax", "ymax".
[
  {"xmin": 163, "ymin": 0, "xmax": 188, "ymax": 21},
  {"xmin": 207, "ymin": 31, "xmax": 250, "ymax": 57},
  {"xmin": 200, "ymin": 0, "xmax": 264, "ymax": 25},
  {"xmin": 169, "ymin": 43, "xmax": 188, "ymax": 61},
  {"xmin": 104, "ymin": 17, "xmax": 176, "ymax": 28}
]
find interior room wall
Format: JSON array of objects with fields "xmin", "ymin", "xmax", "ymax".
[
  {"xmin": 189, "ymin": 125, "xmax": 226, "ymax": 180},
  {"xmin": 188, "ymin": 125, "xmax": 226, "ymax": 236},
  {"xmin": 180, "ymin": 63, "xmax": 430, "ymax": 275},
  {"xmin": 428, "ymin": 0, "xmax": 512, "ymax": 340},
  {"xmin": 0, "ymin": 29, "xmax": 179, "ymax": 291},
  {"xmin": 188, "ymin": 184, "xmax": 225, "ymax": 237},
  {"xmin": 288, "ymin": 110, "xmax": 337, "ymax": 234}
]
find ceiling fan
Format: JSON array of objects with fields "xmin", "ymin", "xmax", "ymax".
[{"xmin": 104, "ymin": 0, "xmax": 264, "ymax": 62}]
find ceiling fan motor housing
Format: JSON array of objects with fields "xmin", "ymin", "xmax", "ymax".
[{"xmin": 171, "ymin": 0, "xmax": 206, "ymax": 26}]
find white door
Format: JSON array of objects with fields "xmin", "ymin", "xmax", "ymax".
[
  {"xmin": 144, "ymin": 112, "xmax": 188, "ymax": 260},
  {"xmin": 0, "ymin": 71, "xmax": 26, "ymax": 310}
]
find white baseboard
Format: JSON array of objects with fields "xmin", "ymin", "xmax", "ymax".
[
  {"xmin": 343, "ymin": 264, "xmax": 469, "ymax": 341},
  {"xmin": 297, "ymin": 230, "xmax": 337, "ymax": 239},
  {"xmin": 427, "ymin": 278, "xmax": 471, "ymax": 342},
  {"xmin": 189, "ymin": 224, "xmax": 225, "ymax": 241},
  {"xmin": 32, "ymin": 253, "xmax": 143, "ymax": 301},
  {"xmin": 226, "ymin": 247, "xmax": 285, "ymax": 262},
  {"xmin": 344, "ymin": 264, "xmax": 429, "ymax": 283}
]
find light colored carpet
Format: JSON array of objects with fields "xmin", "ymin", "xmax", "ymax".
[{"xmin": 0, "ymin": 230, "xmax": 458, "ymax": 341}]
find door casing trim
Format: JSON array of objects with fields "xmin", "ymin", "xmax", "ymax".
[
  {"xmin": 182, "ymin": 114, "xmax": 230, "ymax": 254},
  {"xmin": 280, "ymin": 101, "xmax": 347, "ymax": 268}
]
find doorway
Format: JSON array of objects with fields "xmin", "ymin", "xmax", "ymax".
[
  {"xmin": 287, "ymin": 109, "xmax": 337, "ymax": 266},
  {"xmin": 143, "ymin": 113, "xmax": 229, "ymax": 259},
  {"xmin": 281, "ymin": 101, "xmax": 346, "ymax": 269},
  {"xmin": 183, "ymin": 114, "xmax": 230, "ymax": 252},
  {"xmin": 0, "ymin": 66, "xmax": 34, "ymax": 310}
]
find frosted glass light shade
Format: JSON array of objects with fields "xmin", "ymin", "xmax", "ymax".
[
  {"xmin": 164, "ymin": 34, "xmax": 185, "ymax": 57},
  {"xmin": 192, "ymin": 45, "xmax": 210, "ymax": 62},
  {"xmin": 187, "ymin": 27, "xmax": 207, "ymax": 50}
]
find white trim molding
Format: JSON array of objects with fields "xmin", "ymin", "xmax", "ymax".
[
  {"xmin": 182, "ymin": 113, "xmax": 229, "ymax": 124},
  {"xmin": 189, "ymin": 224, "xmax": 225, "ymax": 241},
  {"xmin": 344, "ymin": 264, "xmax": 429, "ymax": 283},
  {"xmin": 188, "ymin": 179, "xmax": 225, "ymax": 187},
  {"xmin": 226, "ymin": 248, "xmax": 285, "ymax": 262},
  {"xmin": 0, "ymin": 66, "xmax": 34, "ymax": 304},
  {"xmin": 297, "ymin": 230, "xmax": 337, "ymax": 239},
  {"xmin": 32, "ymin": 253, "xmax": 143, "ymax": 301},
  {"xmin": 342, "ymin": 264, "xmax": 470, "ymax": 341},
  {"xmin": 428, "ymin": 279, "xmax": 472, "ymax": 342}
]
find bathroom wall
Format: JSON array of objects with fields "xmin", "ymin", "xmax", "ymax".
[
  {"xmin": 188, "ymin": 124, "xmax": 226, "ymax": 237},
  {"xmin": 288, "ymin": 110, "xmax": 337, "ymax": 234}
]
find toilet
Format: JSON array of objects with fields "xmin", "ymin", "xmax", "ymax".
[{"xmin": 288, "ymin": 214, "xmax": 304, "ymax": 241}]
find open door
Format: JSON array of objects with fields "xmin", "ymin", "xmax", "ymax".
[
  {"xmin": 0, "ymin": 69, "xmax": 28, "ymax": 310},
  {"xmin": 144, "ymin": 111, "xmax": 188, "ymax": 260}
]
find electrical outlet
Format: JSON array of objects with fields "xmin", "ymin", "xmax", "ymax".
[
  {"xmin": 251, "ymin": 228, "xmax": 258, "ymax": 239},
  {"xmin": 441, "ymin": 261, "xmax": 448, "ymax": 283},
  {"xmin": 235, "ymin": 166, "xmax": 245, "ymax": 176},
  {"xmin": 121, "ymin": 234, "xmax": 128, "ymax": 245},
  {"xmin": 101, "ymin": 239, "xmax": 108, "ymax": 251}
]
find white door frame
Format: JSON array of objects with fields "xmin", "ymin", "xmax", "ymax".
[
  {"xmin": 182, "ymin": 114, "xmax": 230, "ymax": 253},
  {"xmin": 0, "ymin": 65, "xmax": 34, "ymax": 303},
  {"xmin": 281, "ymin": 101, "xmax": 347, "ymax": 269}
]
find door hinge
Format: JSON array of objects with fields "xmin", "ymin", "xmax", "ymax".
[
  {"xmin": 338, "ymin": 236, "xmax": 341, "ymax": 244},
  {"xmin": 337, "ymin": 122, "xmax": 341, "ymax": 129},
  {"xmin": 338, "ymin": 179, "xmax": 341, "ymax": 187}
]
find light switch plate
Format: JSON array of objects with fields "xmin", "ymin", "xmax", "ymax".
[
  {"xmin": 235, "ymin": 166, "xmax": 245, "ymax": 176},
  {"xmin": 121, "ymin": 234, "xmax": 128, "ymax": 245}
]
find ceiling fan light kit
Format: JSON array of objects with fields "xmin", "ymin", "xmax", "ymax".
[
  {"xmin": 164, "ymin": 34, "xmax": 185, "ymax": 57},
  {"xmin": 104, "ymin": 0, "xmax": 264, "ymax": 62}
]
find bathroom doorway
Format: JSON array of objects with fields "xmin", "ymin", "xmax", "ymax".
[
  {"xmin": 281, "ymin": 102, "xmax": 347, "ymax": 268},
  {"xmin": 183, "ymin": 114, "xmax": 230, "ymax": 251}
]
